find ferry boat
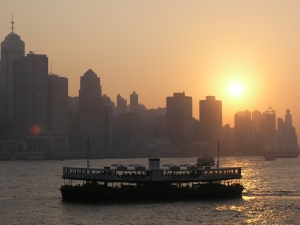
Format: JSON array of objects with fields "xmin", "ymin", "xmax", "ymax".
[{"xmin": 60, "ymin": 157, "xmax": 243, "ymax": 202}]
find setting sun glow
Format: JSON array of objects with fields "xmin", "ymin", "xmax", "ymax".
[{"xmin": 229, "ymin": 83, "xmax": 243, "ymax": 96}]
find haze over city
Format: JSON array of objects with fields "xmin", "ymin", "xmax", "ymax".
[{"xmin": 1, "ymin": 1, "xmax": 300, "ymax": 133}]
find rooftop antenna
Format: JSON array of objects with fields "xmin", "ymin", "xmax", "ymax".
[
  {"xmin": 50, "ymin": 61, "xmax": 53, "ymax": 74},
  {"xmin": 29, "ymin": 50, "xmax": 41, "ymax": 54},
  {"xmin": 86, "ymin": 138, "xmax": 90, "ymax": 168},
  {"xmin": 216, "ymin": 139, "xmax": 220, "ymax": 168},
  {"xmin": 11, "ymin": 14, "xmax": 14, "ymax": 33}
]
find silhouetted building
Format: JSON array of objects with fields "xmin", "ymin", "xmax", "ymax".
[
  {"xmin": 252, "ymin": 110, "xmax": 263, "ymax": 148},
  {"xmin": 79, "ymin": 69, "xmax": 105, "ymax": 151},
  {"xmin": 276, "ymin": 109, "xmax": 298, "ymax": 151},
  {"xmin": 263, "ymin": 106, "xmax": 276, "ymax": 150},
  {"xmin": 68, "ymin": 96, "xmax": 79, "ymax": 113},
  {"xmin": 103, "ymin": 94, "xmax": 116, "ymax": 117},
  {"xmin": 117, "ymin": 94, "xmax": 127, "ymax": 117},
  {"xmin": 13, "ymin": 53, "xmax": 49, "ymax": 136},
  {"xmin": 166, "ymin": 92, "xmax": 193, "ymax": 149},
  {"xmin": 130, "ymin": 91, "xmax": 138, "ymax": 113},
  {"xmin": 48, "ymin": 74, "xmax": 68, "ymax": 136},
  {"xmin": 0, "ymin": 18, "xmax": 25, "ymax": 138},
  {"xmin": 115, "ymin": 112, "xmax": 141, "ymax": 150},
  {"xmin": 199, "ymin": 96, "xmax": 222, "ymax": 142},
  {"xmin": 68, "ymin": 97, "xmax": 80, "ymax": 151},
  {"xmin": 234, "ymin": 110, "xmax": 252, "ymax": 149}
]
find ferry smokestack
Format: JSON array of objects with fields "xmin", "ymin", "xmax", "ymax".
[{"xmin": 148, "ymin": 158, "xmax": 160, "ymax": 169}]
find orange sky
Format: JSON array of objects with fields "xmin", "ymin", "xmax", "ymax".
[{"xmin": 1, "ymin": 1, "xmax": 300, "ymax": 134}]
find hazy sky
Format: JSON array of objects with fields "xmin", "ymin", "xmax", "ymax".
[{"xmin": 1, "ymin": 0, "xmax": 300, "ymax": 131}]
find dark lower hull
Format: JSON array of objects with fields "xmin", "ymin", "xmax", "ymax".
[{"xmin": 60, "ymin": 184, "xmax": 244, "ymax": 202}]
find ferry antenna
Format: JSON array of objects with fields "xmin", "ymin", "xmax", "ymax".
[{"xmin": 86, "ymin": 138, "xmax": 90, "ymax": 168}]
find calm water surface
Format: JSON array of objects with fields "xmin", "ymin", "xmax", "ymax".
[{"xmin": 1, "ymin": 157, "xmax": 300, "ymax": 224}]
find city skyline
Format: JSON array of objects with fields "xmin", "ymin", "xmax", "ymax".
[{"xmin": 1, "ymin": 1, "xmax": 300, "ymax": 132}]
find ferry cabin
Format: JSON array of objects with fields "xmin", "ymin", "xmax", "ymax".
[{"xmin": 62, "ymin": 162, "xmax": 242, "ymax": 188}]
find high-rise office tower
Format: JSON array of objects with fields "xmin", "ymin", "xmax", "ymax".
[
  {"xmin": 234, "ymin": 110, "xmax": 252, "ymax": 148},
  {"xmin": 166, "ymin": 92, "xmax": 193, "ymax": 149},
  {"xmin": 117, "ymin": 94, "xmax": 127, "ymax": 117},
  {"xmin": 13, "ymin": 53, "xmax": 49, "ymax": 135},
  {"xmin": 79, "ymin": 69, "xmax": 105, "ymax": 151},
  {"xmin": 263, "ymin": 106, "xmax": 276, "ymax": 150},
  {"xmin": 130, "ymin": 91, "xmax": 138, "ymax": 113},
  {"xmin": 199, "ymin": 96, "xmax": 222, "ymax": 142},
  {"xmin": 252, "ymin": 110, "xmax": 263, "ymax": 149},
  {"xmin": 48, "ymin": 74, "xmax": 68, "ymax": 136},
  {"xmin": 115, "ymin": 112, "xmax": 141, "ymax": 150},
  {"xmin": 284, "ymin": 109, "xmax": 298, "ymax": 150},
  {"xmin": 0, "ymin": 17, "xmax": 25, "ymax": 123}
]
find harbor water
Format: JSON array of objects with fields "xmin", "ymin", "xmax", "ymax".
[{"xmin": 1, "ymin": 157, "xmax": 300, "ymax": 224}]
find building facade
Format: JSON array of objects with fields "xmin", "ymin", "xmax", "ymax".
[
  {"xmin": 0, "ymin": 19, "xmax": 25, "ymax": 133},
  {"xmin": 199, "ymin": 96, "xmax": 222, "ymax": 143},
  {"xmin": 130, "ymin": 91, "xmax": 138, "ymax": 113},
  {"xmin": 117, "ymin": 94, "xmax": 127, "ymax": 117},
  {"xmin": 48, "ymin": 74, "xmax": 68, "ymax": 136},
  {"xmin": 166, "ymin": 92, "xmax": 193, "ymax": 149},
  {"xmin": 79, "ymin": 69, "xmax": 105, "ymax": 151},
  {"xmin": 13, "ymin": 53, "xmax": 49, "ymax": 136}
]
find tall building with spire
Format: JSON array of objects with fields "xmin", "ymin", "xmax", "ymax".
[{"xmin": 0, "ymin": 16, "xmax": 25, "ymax": 124}]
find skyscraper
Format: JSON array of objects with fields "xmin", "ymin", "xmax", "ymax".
[
  {"xmin": 48, "ymin": 74, "xmax": 68, "ymax": 136},
  {"xmin": 79, "ymin": 69, "xmax": 105, "ymax": 151},
  {"xmin": 117, "ymin": 94, "xmax": 127, "ymax": 117},
  {"xmin": 0, "ymin": 17, "xmax": 25, "ymax": 123},
  {"xmin": 199, "ymin": 96, "xmax": 222, "ymax": 142},
  {"xmin": 13, "ymin": 53, "xmax": 49, "ymax": 135},
  {"xmin": 166, "ymin": 92, "xmax": 193, "ymax": 149},
  {"xmin": 263, "ymin": 106, "xmax": 276, "ymax": 150},
  {"xmin": 277, "ymin": 109, "xmax": 298, "ymax": 151},
  {"xmin": 234, "ymin": 110, "xmax": 252, "ymax": 148},
  {"xmin": 130, "ymin": 91, "xmax": 138, "ymax": 113}
]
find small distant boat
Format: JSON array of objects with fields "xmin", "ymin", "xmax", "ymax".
[
  {"xmin": 265, "ymin": 157, "xmax": 276, "ymax": 161},
  {"xmin": 263, "ymin": 151, "xmax": 298, "ymax": 159}
]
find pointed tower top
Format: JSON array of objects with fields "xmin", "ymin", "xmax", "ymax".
[{"xmin": 11, "ymin": 14, "xmax": 14, "ymax": 33}]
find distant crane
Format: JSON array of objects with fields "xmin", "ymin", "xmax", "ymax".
[{"xmin": 29, "ymin": 50, "xmax": 40, "ymax": 54}]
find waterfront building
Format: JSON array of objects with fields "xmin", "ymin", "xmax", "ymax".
[
  {"xmin": 48, "ymin": 74, "xmax": 68, "ymax": 136},
  {"xmin": 251, "ymin": 110, "xmax": 263, "ymax": 146},
  {"xmin": 130, "ymin": 91, "xmax": 138, "ymax": 113},
  {"xmin": 13, "ymin": 53, "xmax": 49, "ymax": 136},
  {"xmin": 276, "ymin": 109, "xmax": 298, "ymax": 151},
  {"xmin": 0, "ymin": 17, "xmax": 25, "ymax": 133},
  {"xmin": 199, "ymin": 96, "xmax": 222, "ymax": 143},
  {"xmin": 263, "ymin": 106, "xmax": 276, "ymax": 150},
  {"xmin": 234, "ymin": 110, "xmax": 252, "ymax": 149},
  {"xmin": 115, "ymin": 112, "xmax": 141, "ymax": 150},
  {"xmin": 166, "ymin": 92, "xmax": 193, "ymax": 149},
  {"xmin": 79, "ymin": 69, "xmax": 105, "ymax": 151},
  {"xmin": 68, "ymin": 96, "xmax": 79, "ymax": 114},
  {"xmin": 117, "ymin": 94, "xmax": 127, "ymax": 117}
]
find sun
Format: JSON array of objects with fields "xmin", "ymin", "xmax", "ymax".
[{"xmin": 229, "ymin": 83, "xmax": 243, "ymax": 96}]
